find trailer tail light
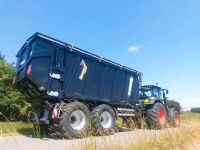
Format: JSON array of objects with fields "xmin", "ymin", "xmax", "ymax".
[
  {"xmin": 52, "ymin": 107, "xmax": 58, "ymax": 119},
  {"xmin": 26, "ymin": 65, "xmax": 31, "ymax": 75}
]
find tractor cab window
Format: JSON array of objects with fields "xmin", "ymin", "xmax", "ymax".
[
  {"xmin": 152, "ymin": 88, "xmax": 161, "ymax": 99},
  {"xmin": 139, "ymin": 90, "xmax": 152, "ymax": 99}
]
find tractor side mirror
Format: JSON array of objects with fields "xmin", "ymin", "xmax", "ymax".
[{"xmin": 166, "ymin": 90, "xmax": 169, "ymax": 94}]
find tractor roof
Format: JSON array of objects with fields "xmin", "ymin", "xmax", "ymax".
[{"xmin": 141, "ymin": 85, "xmax": 161, "ymax": 91}]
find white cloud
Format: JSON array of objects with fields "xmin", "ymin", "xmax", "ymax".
[{"xmin": 128, "ymin": 45, "xmax": 140, "ymax": 52}]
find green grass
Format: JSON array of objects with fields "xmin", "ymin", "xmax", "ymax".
[
  {"xmin": 0, "ymin": 121, "xmax": 33, "ymax": 136},
  {"xmin": 116, "ymin": 117, "xmax": 123, "ymax": 126},
  {"xmin": 181, "ymin": 112, "xmax": 200, "ymax": 123}
]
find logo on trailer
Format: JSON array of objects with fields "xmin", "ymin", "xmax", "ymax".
[{"xmin": 79, "ymin": 60, "xmax": 87, "ymax": 80}]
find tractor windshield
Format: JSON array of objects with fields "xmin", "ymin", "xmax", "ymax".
[
  {"xmin": 140, "ymin": 87, "xmax": 162, "ymax": 99},
  {"xmin": 139, "ymin": 90, "xmax": 152, "ymax": 99}
]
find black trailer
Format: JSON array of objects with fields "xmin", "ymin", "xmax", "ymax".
[{"xmin": 15, "ymin": 33, "xmax": 142, "ymax": 138}]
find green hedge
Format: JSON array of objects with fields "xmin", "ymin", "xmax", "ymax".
[
  {"xmin": 0, "ymin": 53, "xmax": 30, "ymax": 121},
  {"xmin": 167, "ymin": 100, "xmax": 181, "ymax": 113},
  {"xmin": 191, "ymin": 108, "xmax": 200, "ymax": 113}
]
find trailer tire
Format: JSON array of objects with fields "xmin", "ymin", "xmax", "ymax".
[
  {"xmin": 145, "ymin": 103, "xmax": 167, "ymax": 129},
  {"xmin": 170, "ymin": 109, "xmax": 180, "ymax": 127},
  {"xmin": 59, "ymin": 102, "xmax": 91, "ymax": 139},
  {"xmin": 91, "ymin": 104, "xmax": 115, "ymax": 135}
]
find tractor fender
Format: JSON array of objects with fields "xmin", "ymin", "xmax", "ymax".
[
  {"xmin": 143, "ymin": 97, "xmax": 163, "ymax": 105},
  {"xmin": 143, "ymin": 99, "xmax": 164, "ymax": 110},
  {"xmin": 142, "ymin": 99, "xmax": 165, "ymax": 119},
  {"xmin": 153, "ymin": 99, "xmax": 164, "ymax": 105}
]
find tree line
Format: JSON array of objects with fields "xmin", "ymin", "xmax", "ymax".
[{"xmin": 191, "ymin": 107, "xmax": 200, "ymax": 113}]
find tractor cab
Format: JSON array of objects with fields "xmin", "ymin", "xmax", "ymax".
[
  {"xmin": 139, "ymin": 85, "xmax": 180, "ymax": 128},
  {"xmin": 139, "ymin": 85, "xmax": 169, "ymax": 104}
]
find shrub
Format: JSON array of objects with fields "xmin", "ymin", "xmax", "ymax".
[
  {"xmin": 167, "ymin": 100, "xmax": 181, "ymax": 113},
  {"xmin": 0, "ymin": 53, "xmax": 30, "ymax": 121},
  {"xmin": 191, "ymin": 107, "xmax": 200, "ymax": 113}
]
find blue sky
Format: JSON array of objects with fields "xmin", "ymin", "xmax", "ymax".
[{"xmin": 0, "ymin": 0, "xmax": 199, "ymax": 107}]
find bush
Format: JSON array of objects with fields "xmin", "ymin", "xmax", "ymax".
[
  {"xmin": 0, "ymin": 53, "xmax": 30, "ymax": 121},
  {"xmin": 167, "ymin": 100, "xmax": 181, "ymax": 113},
  {"xmin": 191, "ymin": 108, "xmax": 200, "ymax": 113}
]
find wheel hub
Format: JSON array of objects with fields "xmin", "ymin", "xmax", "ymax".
[
  {"xmin": 100, "ymin": 111, "xmax": 112, "ymax": 129},
  {"xmin": 70, "ymin": 110, "xmax": 86, "ymax": 130}
]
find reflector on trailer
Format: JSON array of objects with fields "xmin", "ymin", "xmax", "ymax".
[
  {"xmin": 26, "ymin": 64, "xmax": 31, "ymax": 75},
  {"xmin": 52, "ymin": 108, "xmax": 58, "ymax": 119}
]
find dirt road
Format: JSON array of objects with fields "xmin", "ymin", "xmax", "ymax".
[{"xmin": 0, "ymin": 127, "xmax": 181, "ymax": 150}]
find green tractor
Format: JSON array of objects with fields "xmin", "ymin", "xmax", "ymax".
[{"xmin": 140, "ymin": 85, "xmax": 180, "ymax": 129}]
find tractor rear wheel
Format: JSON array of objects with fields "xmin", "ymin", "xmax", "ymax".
[
  {"xmin": 145, "ymin": 103, "xmax": 167, "ymax": 129},
  {"xmin": 91, "ymin": 104, "xmax": 115, "ymax": 135}
]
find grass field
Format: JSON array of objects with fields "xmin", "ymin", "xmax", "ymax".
[
  {"xmin": 0, "ymin": 121, "xmax": 33, "ymax": 136},
  {"xmin": 0, "ymin": 112, "xmax": 200, "ymax": 150}
]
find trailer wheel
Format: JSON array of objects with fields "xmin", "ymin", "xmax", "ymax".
[
  {"xmin": 59, "ymin": 102, "xmax": 91, "ymax": 139},
  {"xmin": 91, "ymin": 104, "xmax": 115, "ymax": 135},
  {"xmin": 146, "ymin": 103, "xmax": 167, "ymax": 129},
  {"xmin": 170, "ymin": 109, "xmax": 180, "ymax": 127}
]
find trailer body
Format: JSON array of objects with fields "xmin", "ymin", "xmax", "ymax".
[{"xmin": 15, "ymin": 33, "xmax": 141, "ymax": 106}]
